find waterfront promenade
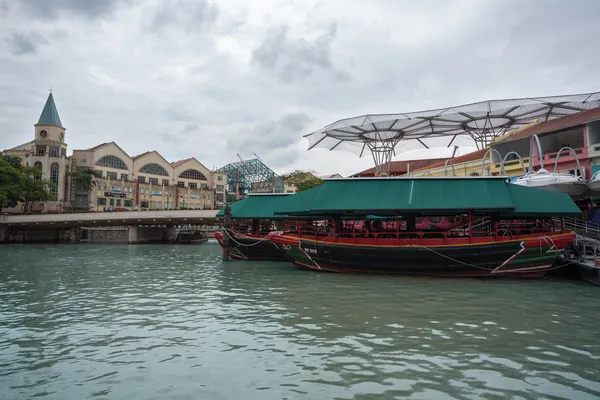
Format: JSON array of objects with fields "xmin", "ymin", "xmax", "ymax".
[
  {"xmin": 0, "ymin": 209, "xmax": 220, "ymax": 243},
  {"xmin": 0, "ymin": 209, "xmax": 220, "ymax": 227}
]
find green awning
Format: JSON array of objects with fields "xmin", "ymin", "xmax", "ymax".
[
  {"xmin": 276, "ymin": 178, "xmax": 514, "ymax": 215},
  {"xmin": 272, "ymin": 177, "xmax": 582, "ymax": 217},
  {"xmin": 502, "ymin": 184, "xmax": 582, "ymax": 217},
  {"xmin": 271, "ymin": 185, "xmax": 325, "ymax": 216},
  {"xmin": 216, "ymin": 194, "xmax": 292, "ymax": 220}
]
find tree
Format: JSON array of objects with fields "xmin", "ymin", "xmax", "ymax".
[
  {"xmin": 70, "ymin": 168, "xmax": 97, "ymax": 191},
  {"xmin": 0, "ymin": 156, "xmax": 22, "ymax": 214},
  {"xmin": 20, "ymin": 167, "xmax": 54, "ymax": 214},
  {"xmin": 281, "ymin": 170, "xmax": 324, "ymax": 192}
]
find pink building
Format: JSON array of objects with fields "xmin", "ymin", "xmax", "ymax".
[{"xmin": 491, "ymin": 107, "xmax": 600, "ymax": 179}]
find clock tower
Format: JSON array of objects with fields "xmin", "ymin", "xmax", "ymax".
[{"xmin": 27, "ymin": 91, "xmax": 71, "ymax": 211}]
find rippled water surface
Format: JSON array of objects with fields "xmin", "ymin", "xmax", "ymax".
[{"xmin": 1, "ymin": 242, "xmax": 600, "ymax": 399}]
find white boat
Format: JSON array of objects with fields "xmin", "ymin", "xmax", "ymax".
[
  {"xmin": 588, "ymin": 171, "xmax": 600, "ymax": 196},
  {"xmin": 510, "ymin": 134, "xmax": 588, "ymax": 198},
  {"xmin": 512, "ymin": 168, "xmax": 588, "ymax": 197}
]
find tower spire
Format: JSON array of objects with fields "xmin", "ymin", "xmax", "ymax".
[{"xmin": 37, "ymin": 91, "xmax": 62, "ymax": 127}]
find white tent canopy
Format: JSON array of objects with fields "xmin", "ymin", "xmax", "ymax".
[{"xmin": 304, "ymin": 92, "xmax": 600, "ymax": 173}]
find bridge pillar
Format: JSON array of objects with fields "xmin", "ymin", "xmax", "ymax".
[
  {"xmin": 128, "ymin": 226, "xmax": 139, "ymax": 244},
  {"xmin": 222, "ymin": 204, "xmax": 231, "ymax": 261},
  {"xmin": 68, "ymin": 228, "xmax": 79, "ymax": 243}
]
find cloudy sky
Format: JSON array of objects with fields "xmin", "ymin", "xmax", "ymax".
[{"xmin": 1, "ymin": 0, "xmax": 599, "ymax": 176}]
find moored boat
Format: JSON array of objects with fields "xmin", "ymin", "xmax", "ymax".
[
  {"xmin": 175, "ymin": 230, "xmax": 208, "ymax": 244},
  {"xmin": 268, "ymin": 176, "xmax": 581, "ymax": 278},
  {"xmin": 587, "ymin": 170, "xmax": 600, "ymax": 197},
  {"xmin": 215, "ymin": 193, "xmax": 291, "ymax": 261}
]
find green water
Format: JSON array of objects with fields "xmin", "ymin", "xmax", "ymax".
[{"xmin": 1, "ymin": 242, "xmax": 599, "ymax": 400}]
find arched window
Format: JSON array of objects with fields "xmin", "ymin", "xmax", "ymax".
[
  {"xmin": 50, "ymin": 162, "xmax": 60, "ymax": 200},
  {"xmin": 178, "ymin": 169, "xmax": 207, "ymax": 180},
  {"xmin": 33, "ymin": 161, "xmax": 43, "ymax": 180},
  {"xmin": 95, "ymin": 155, "xmax": 128, "ymax": 170},
  {"xmin": 139, "ymin": 163, "xmax": 169, "ymax": 176}
]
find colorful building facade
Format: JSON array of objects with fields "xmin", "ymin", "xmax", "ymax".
[{"xmin": 2, "ymin": 93, "xmax": 227, "ymax": 213}]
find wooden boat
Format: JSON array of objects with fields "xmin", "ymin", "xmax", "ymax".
[
  {"xmin": 215, "ymin": 194, "xmax": 291, "ymax": 261},
  {"xmin": 268, "ymin": 176, "xmax": 581, "ymax": 278},
  {"xmin": 176, "ymin": 230, "xmax": 208, "ymax": 244},
  {"xmin": 215, "ymin": 229, "xmax": 284, "ymax": 261}
]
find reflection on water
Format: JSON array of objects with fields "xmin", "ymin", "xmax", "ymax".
[{"xmin": 1, "ymin": 242, "xmax": 600, "ymax": 399}]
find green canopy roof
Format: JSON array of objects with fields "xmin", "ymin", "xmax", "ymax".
[
  {"xmin": 271, "ymin": 177, "xmax": 582, "ymax": 217},
  {"xmin": 216, "ymin": 194, "xmax": 292, "ymax": 220},
  {"xmin": 503, "ymin": 184, "xmax": 582, "ymax": 217},
  {"xmin": 37, "ymin": 92, "xmax": 63, "ymax": 127}
]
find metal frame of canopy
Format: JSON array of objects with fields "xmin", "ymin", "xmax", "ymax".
[{"xmin": 304, "ymin": 92, "xmax": 600, "ymax": 174}]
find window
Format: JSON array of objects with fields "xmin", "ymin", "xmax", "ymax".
[
  {"xmin": 63, "ymin": 166, "xmax": 69, "ymax": 200},
  {"xmin": 49, "ymin": 162, "xmax": 60, "ymax": 200},
  {"xmin": 149, "ymin": 178, "xmax": 159, "ymax": 185},
  {"xmin": 93, "ymin": 170, "xmax": 103, "ymax": 178},
  {"xmin": 109, "ymin": 199, "xmax": 115, "ymax": 206},
  {"xmin": 216, "ymin": 193, "xmax": 224, "ymax": 202},
  {"xmin": 189, "ymin": 182, "xmax": 197, "ymax": 189},
  {"xmin": 33, "ymin": 162, "xmax": 42, "ymax": 180},
  {"xmin": 162, "ymin": 179, "xmax": 169, "ymax": 186},
  {"xmin": 216, "ymin": 185, "xmax": 224, "ymax": 191},
  {"xmin": 61, "ymin": 148, "xmax": 66, "ymax": 157},
  {"xmin": 140, "ymin": 188, "xmax": 144, "ymax": 194},
  {"xmin": 139, "ymin": 163, "xmax": 169, "ymax": 176},
  {"xmin": 121, "ymin": 174, "xmax": 128, "ymax": 181},
  {"xmin": 124, "ymin": 200, "xmax": 133, "ymax": 207},
  {"xmin": 36, "ymin": 146, "xmax": 46, "ymax": 156},
  {"xmin": 95, "ymin": 155, "xmax": 128, "ymax": 170},
  {"xmin": 49, "ymin": 147, "xmax": 59, "ymax": 157},
  {"xmin": 141, "ymin": 201, "xmax": 149, "ymax": 208},
  {"xmin": 469, "ymin": 172, "xmax": 480, "ymax": 177},
  {"xmin": 217, "ymin": 175, "xmax": 223, "ymax": 181},
  {"xmin": 107, "ymin": 172, "xmax": 118, "ymax": 180},
  {"xmin": 177, "ymin": 181, "xmax": 185, "ymax": 188},
  {"xmin": 138, "ymin": 176, "xmax": 146, "ymax": 183},
  {"xmin": 116, "ymin": 200, "xmax": 121, "ymax": 207},
  {"xmin": 97, "ymin": 198, "xmax": 107, "ymax": 205},
  {"xmin": 178, "ymin": 169, "xmax": 206, "ymax": 180},
  {"xmin": 569, "ymin": 169, "xmax": 583, "ymax": 177}
]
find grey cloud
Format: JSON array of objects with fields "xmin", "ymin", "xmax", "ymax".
[
  {"xmin": 227, "ymin": 113, "xmax": 313, "ymax": 162},
  {"xmin": 6, "ymin": 32, "xmax": 48, "ymax": 55},
  {"xmin": 13, "ymin": 0, "xmax": 130, "ymax": 19},
  {"xmin": 149, "ymin": 0, "xmax": 218, "ymax": 32},
  {"xmin": 252, "ymin": 23, "xmax": 350, "ymax": 83}
]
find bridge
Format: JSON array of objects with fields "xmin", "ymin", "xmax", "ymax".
[{"xmin": 0, "ymin": 210, "xmax": 221, "ymax": 244}]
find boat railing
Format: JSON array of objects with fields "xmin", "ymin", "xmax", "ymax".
[
  {"xmin": 558, "ymin": 216, "xmax": 600, "ymax": 240},
  {"xmin": 283, "ymin": 218, "xmax": 564, "ymax": 246}
]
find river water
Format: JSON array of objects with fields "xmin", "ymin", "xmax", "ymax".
[{"xmin": 1, "ymin": 242, "xmax": 599, "ymax": 400}]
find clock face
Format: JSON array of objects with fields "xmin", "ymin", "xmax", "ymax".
[
  {"xmin": 59, "ymin": 133, "xmax": 64, "ymax": 141},
  {"xmin": 40, "ymin": 130, "xmax": 47, "ymax": 138}
]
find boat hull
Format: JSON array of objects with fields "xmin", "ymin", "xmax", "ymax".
[
  {"xmin": 513, "ymin": 181, "xmax": 588, "ymax": 198},
  {"xmin": 271, "ymin": 233, "xmax": 575, "ymax": 278},
  {"xmin": 588, "ymin": 181, "xmax": 600, "ymax": 197},
  {"xmin": 214, "ymin": 231, "xmax": 287, "ymax": 261}
]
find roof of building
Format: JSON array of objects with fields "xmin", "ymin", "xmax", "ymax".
[
  {"xmin": 37, "ymin": 92, "xmax": 63, "ymax": 127},
  {"xmin": 87, "ymin": 142, "xmax": 110, "ymax": 151},
  {"xmin": 272, "ymin": 177, "xmax": 581, "ymax": 217},
  {"xmin": 352, "ymin": 158, "xmax": 446, "ymax": 177},
  {"xmin": 493, "ymin": 107, "xmax": 600, "ymax": 144},
  {"xmin": 216, "ymin": 193, "xmax": 292, "ymax": 219},
  {"xmin": 171, "ymin": 158, "xmax": 192, "ymax": 168},
  {"xmin": 132, "ymin": 151, "xmax": 151, "ymax": 160},
  {"xmin": 412, "ymin": 148, "xmax": 489, "ymax": 172}
]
